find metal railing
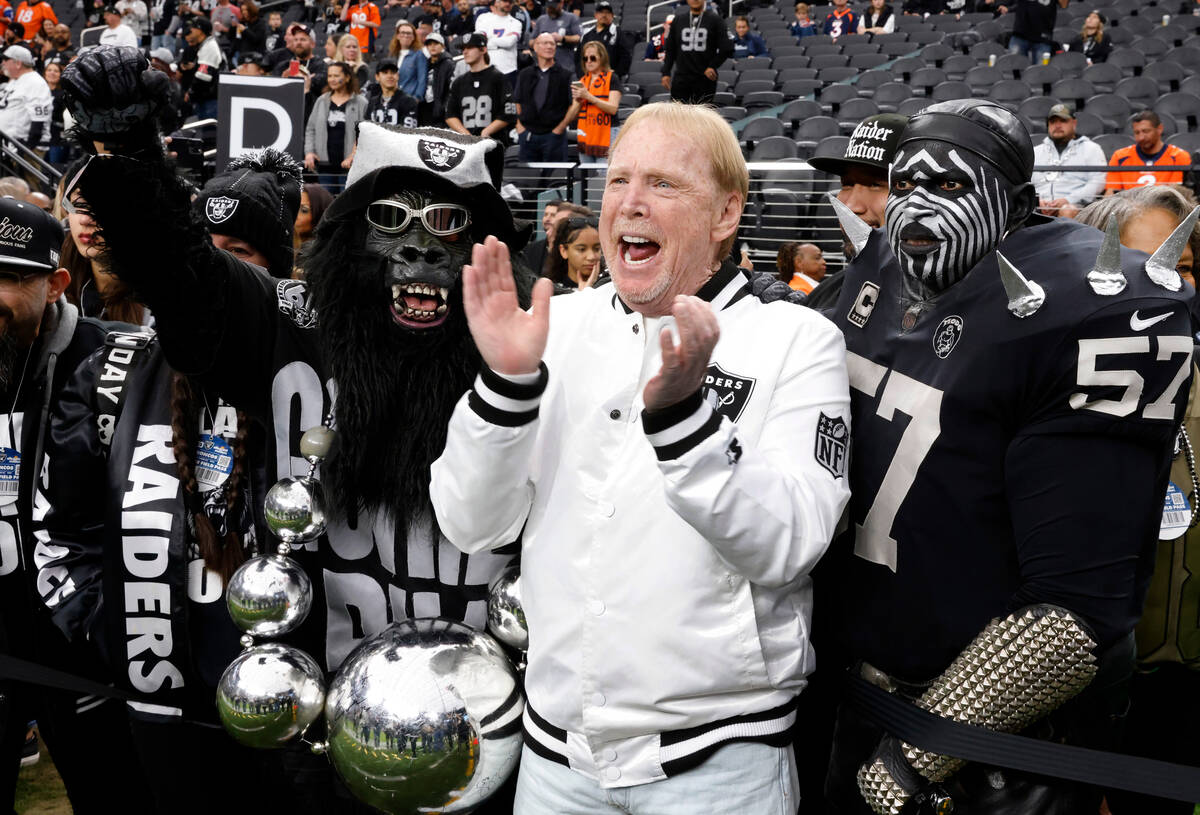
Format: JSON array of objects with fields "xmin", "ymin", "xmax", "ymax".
[{"xmin": 0, "ymin": 130, "xmax": 63, "ymax": 192}]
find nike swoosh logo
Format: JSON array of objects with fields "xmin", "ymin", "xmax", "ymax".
[{"xmin": 1130, "ymin": 310, "xmax": 1175, "ymax": 331}]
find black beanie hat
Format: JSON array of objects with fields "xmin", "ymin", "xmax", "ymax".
[{"xmin": 195, "ymin": 149, "xmax": 303, "ymax": 277}]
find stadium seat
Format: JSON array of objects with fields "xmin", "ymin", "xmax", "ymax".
[
  {"xmin": 819, "ymin": 83, "xmax": 860, "ymax": 113},
  {"xmin": 1114, "ymin": 75, "xmax": 1161, "ymax": 110},
  {"xmin": 932, "ymin": 18, "xmax": 970, "ymax": 33},
  {"xmin": 733, "ymin": 58, "xmax": 774, "ymax": 72},
  {"xmin": 1132, "ymin": 37, "xmax": 1171, "ymax": 59},
  {"xmin": 750, "ymin": 136, "xmax": 800, "ymax": 161},
  {"xmin": 1158, "ymin": 110, "xmax": 1181, "ymax": 137},
  {"xmin": 943, "ymin": 54, "xmax": 978, "ymax": 81},
  {"xmin": 841, "ymin": 42, "xmax": 881, "ymax": 56},
  {"xmin": 1050, "ymin": 78, "xmax": 1096, "ymax": 110},
  {"xmin": 890, "ymin": 56, "xmax": 927, "ymax": 82},
  {"xmin": 1082, "ymin": 62, "xmax": 1123, "ymax": 94},
  {"xmin": 794, "ymin": 116, "xmax": 842, "ymax": 154},
  {"xmin": 713, "ymin": 91, "xmax": 738, "ymax": 106},
  {"xmin": 1018, "ymin": 96, "xmax": 1062, "ymax": 122},
  {"xmin": 837, "ymin": 98, "xmax": 880, "ymax": 131},
  {"xmin": 1183, "ymin": 75, "xmax": 1200, "ymax": 98},
  {"xmin": 1073, "ymin": 109, "xmax": 1106, "ymax": 137},
  {"xmin": 975, "ymin": 19, "xmax": 1005, "ymax": 42},
  {"xmin": 717, "ymin": 106, "xmax": 748, "ymax": 122},
  {"xmin": 910, "ymin": 67, "xmax": 948, "ymax": 96},
  {"xmin": 856, "ymin": 69, "xmax": 894, "ymax": 96},
  {"xmin": 871, "ymin": 32, "xmax": 909, "ymax": 44},
  {"xmin": 1084, "ymin": 93, "xmax": 1134, "ymax": 130},
  {"xmin": 1108, "ymin": 48, "xmax": 1146, "ymax": 76},
  {"xmin": 930, "ymin": 80, "xmax": 973, "ymax": 103},
  {"xmin": 1093, "ymin": 133, "xmax": 1134, "ymax": 159},
  {"xmin": 993, "ymin": 53, "xmax": 1031, "ymax": 79},
  {"xmin": 873, "ymin": 82, "xmax": 914, "ymax": 113},
  {"xmin": 718, "ymin": 69, "xmax": 738, "ymax": 86},
  {"xmin": 650, "ymin": 92, "xmax": 672, "ymax": 103},
  {"xmin": 740, "ymin": 117, "xmax": 786, "ymax": 150},
  {"xmin": 803, "ymin": 34, "xmax": 835, "ymax": 46},
  {"xmin": 818, "ymin": 66, "xmax": 861, "ymax": 83},
  {"xmin": 920, "ymin": 43, "xmax": 955, "ymax": 67},
  {"xmin": 621, "ymin": 92, "xmax": 643, "ymax": 107},
  {"xmin": 737, "ymin": 69, "xmax": 778, "ymax": 86},
  {"xmin": 804, "ymin": 44, "xmax": 843, "ymax": 58},
  {"xmin": 907, "ymin": 30, "xmax": 944, "ymax": 46},
  {"xmin": 1021, "ymin": 64, "xmax": 1063, "ymax": 95},
  {"xmin": 809, "ymin": 53, "xmax": 851, "ymax": 69},
  {"xmin": 990, "ymin": 78, "xmax": 1033, "ymax": 110},
  {"xmin": 743, "ymin": 90, "xmax": 784, "ymax": 111},
  {"xmin": 850, "ymin": 53, "xmax": 890, "ymax": 70},
  {"xmin": 1105, "ymin": 26, "xmax": 1133, "ymax": 45},
  {"xmin": 781, "ymin": 78, "xmax": 824, "ymax": 98},
  {"xmin": 896, "ymin": 97, "xmax": 929, "ymax": 116},
  {"xmin": 1165, "ymin": 45, "xmax": 1200, "ymax": 71},
  {"xmin": 965, "ymin": 66, "xmax": 1004, "ymax": 97},
  {"xmin": 782, "ymin": 99, "xmax": 824, "ymax": 134},
  {"xmin": 961, "ymin": 12, "xmax": 995, "ymax": 25},
  {"xmin": 880, "ymin": 40, "xmax": 920, "ymax": 57},
  {"xmin": 1167, "ymin": 132, "xmax": 1200, "ymax": 154},
  {"xmin": 969, "ymin": 41, "xmax": 1007, "ymax": 61},
  {"xmin": 1144, "ymin": 61, "xmax": 1187, "ymax": 94},
  {"xmin": 774, "ymin": 55, "xmax": 811, "ymax": 71},
  {"xmin": 1150, "ymin": 24, "xmax": 1190, "ymax": 49},
  {"xmin": 1049, "ymin": 51, "xmax": 1089, "ymax": 75},
  {"xmin": 1117, "ymin": 15, "xmax": 1155, "ymax": 37}
]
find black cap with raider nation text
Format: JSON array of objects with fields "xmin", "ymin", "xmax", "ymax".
[
  {"xmin": 809, "ymin": 113, "xmax": 909, "ymax": 177},
  {"xmin": 0, "ymin": 196, "xmax": 62, "ymax": 273}
]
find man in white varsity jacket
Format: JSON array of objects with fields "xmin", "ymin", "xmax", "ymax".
[{"xmin": 430, "ymin": 102, "xmax": 851, "ymax": 814}]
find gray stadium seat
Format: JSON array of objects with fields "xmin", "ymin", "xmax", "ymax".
[
  {"xmin": 1157, "ymin": 91, "xmax": 1200, "ymax": 132},
  {"xmin": 743, "ymin": 90, "xmax": 785, "ymax": 111},
  {"xmin": 993, "ymin": 53, "xmax": 1030, "ymax": 79},
  {"xmin": 1073, "ymin": 109, "xmax": 1106, "ymax": 137},
  {"xmin": 1050, "ymin": 78, "xmax": 1096, "ymax": 110},
  {"xmin": 965, "ymin": 66, "xmax": 1003, "ymax": 97},
  {"xmin": 990, "ymin": 79, "xmax": 1033, "ymax": 110},
  {"xmin": 1108, "ymin": 48, "xmax": 1146, "ymax": 76},
  {"xmin": 780, "ymin": 78, "xmax": 823, "ymax": 97},
  {"xmin": 890, "ymin": 56, "xmax": 926, "ymax": 82},
  {"xmin": 782, "ymin": 99, "xmax": 824, "ymax": 133},
  {"xmin": 969, "ymin": 41, "xmax": 1007, "ymax": 61},
  {"xmin": 1093, "ymin": 133, "xmax": 1134, "ymax": 159},
  {"xmin": 896, "ymin": 97, "xmax": 929, "ymax": 116},
  {"xmin": 1167, "ymin": 132, "xmax": 1200, "ymax": 154},
  {"xmin": 907, "ymin": 30, "xmax": 944, "ymax": 46},
  {"xmin": 739, "ymin": 117, "xmax": 786, "ymax": 149},
  {"xmin": 880, "ymin": 40, "xmax": 919, "ymax": 57},
  {"xmin": 817, "ymin": 66, "xmax": 861, "ymax": 83},
  {"xmin": 942, "ymin": 54, "xmax": 977, "ymax": 81},
  {"xmin": 734, "ymin": 78, "xmax": 774, "ymax": 97},
  {"xmin": 1183, "ymin": 75, "xmax": 1200, "ymax": 98},
  {"xmin": 1117, "ymin": 15, "xmax": 1155, "ymax": 37},
  {"xmin": 774, "ymin": 55, "xmax": 811, "ymax": 71},
  {"xmin": 1049, "ymin": 51, "xmax": 1088, "ymax": 75},
  {"xmin": 1114, "ymin": 75, "xmax": 1160, "ymax": 110},
  {"xmin": 1105, "ymin": 26, "xmax": 1133, "ymax": 46},
  {"xmin": 1083, "ymin": 93, "xmax": 1134, "ymax": 130},
  {"xmin": 910, "ymin": 67, "xmax": 948, "ymax": 96},
  {"xmin": 920, "ymin": 43, "xmax": 955, "ymax": 66},
  {"xmin": 1018, "ymin": 96, "xmax": 1062, "ymax": 122},
  {"xmin": 873, "ymin": 82, "xmax": 914, "ymax": 113},
  {"xmin": 1021, "ymin": 64, "xmax": 1062, "ymax": 95},
  {"xmin": 850, "ymin": 53, "xmax": 890, "ymax": 70},
  {"xmin": 809, "ymin": 53, "xmax": 850, "ymax": 69},
  {"xmin": 1144, "ymin": 61, "xmax": 1187, "ymax": 94},
  {"xmin": 855, "ymin": 69, "xmax": 894, "ymax": 95},
  {"xmin": 819, "ymin": 83, "xmax": 859, "ymax": 112},
  {"xmin": 930, "ymin": 80, "xmax": 973, "ymax": 103},
  {"xmin": 794, "ymin": 115, "xmax": 841, "ymax": 152},
  {"xmin": 717, "ymin": 105, "xmax": 748, "ymax": 122},
  {"xmin": 1132, "ymin": 37, "xmax": 1171, "ymax": 59},
  {"xmin": 737, "ymin": 69, "xmax": 778, "ymax": 86},
  {"xmin": 1082, "ymin": 62, "xmax": 1123, "ymax": 94},
  {"xmin": 804, "ymin": 43, "xmax": 843, "ymax": 58},
  {"xmin": 841, "ymin": 42, "xmax": 881, "ymax": 56},
  {"xmin": 837, "ymin": 98, "xmax": 880, "ymax": 131},
  {"xmin": 750, "ymin": 136, "xmax": 799, "ymax": 161},
  {"xmin": 871, "ymin": 32, "xmax": 909, "ymax": 44},
  {"xmin": 1165, "ymin": 46, "xmax": 1200, "ymax": 71}
]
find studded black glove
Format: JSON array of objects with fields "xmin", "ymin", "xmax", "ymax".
[{"xmin": 62, "ymin": 46, "xmax": 170, "ymax": 153}]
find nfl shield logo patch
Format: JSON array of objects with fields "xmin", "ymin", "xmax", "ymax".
[
  {"xmin": 205, "ymin": 196, "xmax": 239, "ymax": 224},
  {"xmin": 815, "ymin": 412, "xmax": 848, "ymax": 479},
  {"xmin": 702, "ymin": 363, "xmax": 756, "ymax": 423}
]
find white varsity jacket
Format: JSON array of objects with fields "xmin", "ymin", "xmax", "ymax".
[{"xmin": 430, "ymin": 263, "xmax": 852, "ymax": 788}]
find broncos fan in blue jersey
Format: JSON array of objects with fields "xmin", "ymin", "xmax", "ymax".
[{"xmin": 823, "ymin": 100, "xmax": 1196, "ymax": 815}]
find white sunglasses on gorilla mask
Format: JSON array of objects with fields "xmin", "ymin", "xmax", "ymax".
[{"xmin": 366, "ymin": 200, "xmax": 472, "ymax": 237}]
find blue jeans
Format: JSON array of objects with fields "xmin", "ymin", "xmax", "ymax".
[
  {"xmin": 513, "ymin": 742, "xmax": 800, "ymax": 815},
  {"xmin": 1009, "ymin": 34, "xmax": 1052, "ymax": 64},
  {"xmin": 519, "ymin": 129, "xmax": 567, "ymax": 162},
  {"xmin": 194, "ymin": 98, "xmax": 219, "ymax": 121}
]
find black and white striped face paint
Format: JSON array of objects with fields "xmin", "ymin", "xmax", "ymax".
[{"xmin": 885, "ymin": 144, "xmax": 1014, "ymax": 293}]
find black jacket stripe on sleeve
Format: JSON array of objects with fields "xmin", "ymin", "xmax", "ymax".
[
  {"xmin": 467, "ymin": 361, "xmax": 549, "ymax": 427},
  {"xmin": 642, "ymin": 390, "xmax": 724, "ymax": 461}
]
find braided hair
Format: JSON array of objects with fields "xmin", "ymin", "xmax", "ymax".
[{"xmin": 169, "ymin": 372, "xmax": 251, "ymax": 583}]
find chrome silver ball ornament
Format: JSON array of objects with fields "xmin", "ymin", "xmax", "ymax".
[
  {"xmin": 217, "ymin": 643, "xmax": 326, "ymax": 749},
  {"xmin": 486, "ymin": 567, "xmax": 528, "ymax": 652},
  {"xmin": 324, "ymin": 619, "xmax": 524, "ymax": 814},
  {"xmin": 264, "ymin": 476, "xmax": 327, "ymax": 543},
  {"xmin": 226, "ymin": 554, "xmax": 314, "ymax": 637}
]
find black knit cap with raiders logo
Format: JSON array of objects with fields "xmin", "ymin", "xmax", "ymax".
[
  {"xmin": 194, "ymin": 148, "xmax": 302, "ymax": 277},
  {"xmin": 809, "ymin": 113, "xmax": 909, "ymax": 177},
  {"xmin": 0, "ymin": 195, "xmax": 63, "ymax": 272}
]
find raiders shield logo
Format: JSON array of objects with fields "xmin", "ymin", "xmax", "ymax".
[
  {"xmin": 276, "ymin": 279, "xmax": 318, "ymax": 329},
  {"xmin": 933, "ymin": 315, "xmax": 964, "ymax": 359},
  {"xmin": 702, "ymin": 363, "xmax": 756, "ymax": 423},
  {"xmin": 205, "ymin": 195, "xmax": 239, "ymax": 224},
  {"xmin": 418, "ymin": 139, "xmax": 466, "ymax": 172},
  {"xmin": 814, "ymin": 412, "xmax": 848, "ymax": 479}
]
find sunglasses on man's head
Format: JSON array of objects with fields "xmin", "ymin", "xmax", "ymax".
[{"xmin": 366, "ymin": 200, "xmax": 472, "ymax": 236}]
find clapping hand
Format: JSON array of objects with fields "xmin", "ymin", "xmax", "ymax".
[
  {"xmin": 463, "ymin": 236, "xmax": 554, "ymax": 376},
  {"xmin": 642, "ymin": 295, "xmax": 720, "ymax": 411}
]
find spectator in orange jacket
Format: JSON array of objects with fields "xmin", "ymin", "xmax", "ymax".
[{"xmin": 1106, "ymin": 110, "xmax": 1192, "ymax": 193}]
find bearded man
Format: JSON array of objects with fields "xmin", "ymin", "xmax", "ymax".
[
  {"xmin": 59, "ymin": 46, "xmax": 531, "ymax": 807},
  {"xmin": 822, "ymin": 99, "xmax": 1196, "ymax": 814}
]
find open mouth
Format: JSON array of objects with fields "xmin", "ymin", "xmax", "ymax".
[
  {"xmin": 390, "ymin": 282, "xmax": 450, "ymax": 328},
  {"xmin": 898, "ymin": 224, "xmax": 941, "ymax": 256},
  {"xmin": 618, "ymin": 235, "xmax": 661, "ymax": 266}
]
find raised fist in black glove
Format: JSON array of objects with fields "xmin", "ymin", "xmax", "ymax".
[{"xmin": 61, "ymin": 46, "xmax": 171, "ymax": 153}]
